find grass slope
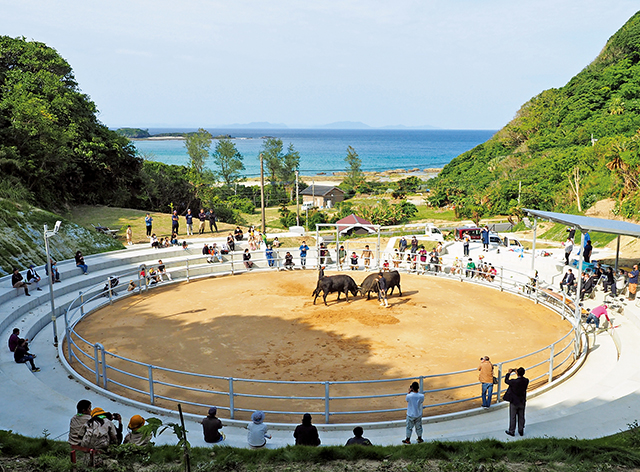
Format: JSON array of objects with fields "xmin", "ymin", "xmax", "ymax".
[{"xmin": 0, "ymin": 200, "xmax": 122, "ymax": 276}]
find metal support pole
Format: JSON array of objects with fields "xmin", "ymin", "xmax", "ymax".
[
  {"xmin": 376, "ymin": 226, "xmax": 381, "ymax": 270},
  {"xmin": 324, "ymin": 381, "xmax": 330, "ymax": 424},
  {"xmin": 295, "ymin": 170, "xmax": 300, "ymax": 227},
  {"xmin": 548, "ymin": 344, "xmax": 555, "ymax": 382},
  {"xmin": 186, "ymin": 259, "xmax": 190, "ymax": 282},
  {"xmin": 94, "ymin": 344, "xmax": 101, "ymax": 385},
  {"xmin": 419, "ymin": 376, "xmax": 424, "ymax": 393},
  {"xmin": 531, "ymin": 218, "xmax": 537, "ymax": 271},
  {"xmin": 496, "ymin": 364, "xmax": 503, "ymax": 403},
  {"xmin": 574, "ymin": 232, "xmax": 586, "ymax": 323},
  {"xmin": 260, "ymin": 153, "xmax": 266, "ymax": 233},
  {"xmin": 316, "ymin": 225, "xmax": 320, "ymax": 268},
  {"xmin": 499, "ymin": 267, "xmax": 504, "ymax": 291},
  {"xmin": 100, "ymin": 346, "xmax": 108, "ymax": 389},
  {"xmin": 65, "ymin": 307, "xmax": 72, "ymax": 362},
  {"xmin": 80, "ymin": 291, "xmax": 85, "ymax": 316},
  {"xmin": 229, "ymin": 378, "xmax": 235, "ymax": 419},
  {"xmin": 615, "ymin": 235, "xmax": 621, "ymax": 271},
  {"xmin": 44, "ymin": 224, "xmax": 59, "ymax": 346},
  {"xmin": 107, "ymin": 277, "xmax": 113, "ymax": 305},
  {"xmin": 148, "ymin": 365, "xmax": 155, "ymax": 405}
]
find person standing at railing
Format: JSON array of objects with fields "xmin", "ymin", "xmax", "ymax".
[
  {"xmin": 478, "ymin": 356, "xmax": 495, "ymax": 409},
  {"xmin": 247, "ymin": 410, "xmax": 271, "ymax": 448},
  {"xmin": 402, "ymin": 381, "xmax": 424, "ymax": 445},
  {"xmin": 628, "ymin": 264, "xmax": 639, "ymax": 301},
  {"xmin": 504, "ymin": 367, "xmax": 529, "ymax": 437},
  {"xmin": 362, "ymin": 245, "xmax": 373, "ymax": 270},
  {"xmin": 299, "ymin": 241, "xmax": 309, "ymax": 269},
  {"xmin": 463, "ymin": 233, "xmax": 470, "ymax": 257}
]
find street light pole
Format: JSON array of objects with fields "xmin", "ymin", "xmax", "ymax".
[
  {"xmin": 44, "ymin": 221, "xmax": 62, "ymax": 346},
  {"xmin": 260, "ymin": 153, "xmax": 266, "ymax": 234},
  {"xmin": 295, "ymin": 170, "xmax": 300, "ymax": 227}
]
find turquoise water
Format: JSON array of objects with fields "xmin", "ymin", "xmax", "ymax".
[{"xmin": 133, "ymin": 128, "xmax": 496, "ymax": 177}]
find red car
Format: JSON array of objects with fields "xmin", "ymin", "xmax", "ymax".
[{"xmin": 454, "ymin": 227, "xmax": 482, "ymax": 241}]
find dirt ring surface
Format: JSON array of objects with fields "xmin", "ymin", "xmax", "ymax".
[{"xmin": 71, "ymin": 270, "xmax": 572, "ymax": 422}]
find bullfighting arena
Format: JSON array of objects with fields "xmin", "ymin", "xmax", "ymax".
[{"xmin": 71, "ymin": 270, "xmax": 573, "ymax": 422}]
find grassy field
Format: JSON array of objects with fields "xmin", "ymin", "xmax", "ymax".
[{"xmin": 3, "ymin": 425, "xmax": 640, "ymax": 472}]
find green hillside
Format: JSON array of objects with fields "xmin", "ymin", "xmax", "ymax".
[
  {"xmin": 0, "ymin": 200, "xmax": 122, "ymax": 276},
  {"xmin": 428, "ymin": 11, "xmax": 640, "ymax": 220}
]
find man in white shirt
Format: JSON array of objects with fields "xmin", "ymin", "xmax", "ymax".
[{"xmin": 402, "ymin": 381, "xmax": 424, "ymax": 444}]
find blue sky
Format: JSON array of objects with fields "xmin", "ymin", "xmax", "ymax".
[{"xmin": 1, "ymin": 1, "xmax": 638, "ymax": 129}]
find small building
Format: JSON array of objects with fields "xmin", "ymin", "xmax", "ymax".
[
  {"xmin": 300, "ymin": 185, "xmax": 344, "ymax": 209},
  {"xmin": 336, "ymin": 214, "xmax": 377, "ymax": 236}
]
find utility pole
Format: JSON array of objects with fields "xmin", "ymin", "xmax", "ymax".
[
  {"xmin": 295, "ymin": 170, "xmax": 300, "ymax": 227},
  {"xmin": 312, "ymin": 179, "xmax": 315, "ymax": 208},
  {"xmin": 260, "ymin": 153, "xmax": 266, "ymax": 233}
]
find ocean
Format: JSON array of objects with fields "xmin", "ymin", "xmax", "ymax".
[{"xmin": 133, "ymin": 129, "xmax": 496, "ymax": 178}]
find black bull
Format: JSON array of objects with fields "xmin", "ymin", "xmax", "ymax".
[
  {"xmin": 359, "ymin": 271, "xmax": 402, "ymax": 299},
  {"xmin": 312, "ymin": 274, "xmax": 359, "ymax": 305}
]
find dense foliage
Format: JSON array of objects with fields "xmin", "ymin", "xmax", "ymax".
[
  {"xmin": 0, "ymin": 36, "xmax": 142, "ymax": 208},
  {"xmin": 428, "ymin": 11, "xmax": 640, "ymax": 219}
]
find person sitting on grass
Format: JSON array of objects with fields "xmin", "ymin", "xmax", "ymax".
[
  {"xmin": 345, "ymin": 426, "xmax": 372, "ymax": 446},
  {"xmin": 14, "ymin": 338, "xmax": 39, "ymax": 372},
  {"xmin": 68, "ymin": 400, "xmax": 92, "ymax": 446},
  {"xmin": 123, "ymin": 415, "xmax": 151, "ymax": 446},
  {"xmin": 11, "ymin": 268, "xmax": 30, "ymax": 296},
  {"xmin": 81, "ymin": 408, "xmax": 118, "ymax": 450}
]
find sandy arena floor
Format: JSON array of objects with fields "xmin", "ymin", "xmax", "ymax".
[{"xmin": 72, "ymin": 270, "xmax": 572, "ymax": 421}]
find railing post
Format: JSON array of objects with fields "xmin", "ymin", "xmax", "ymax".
[
  {"xmin": 496, "ymin": 363, "xmax": 503, "ymax": 403},
  {"xmin": 186, "ymin": 259, "xmax": 190, "ymax": 281},
  {"xmin": 325, "ymin": 381, "xmax": 330, "ymax": 424},
  {"xmin": 65, "ymin": 306, "xmax": 72, "ymax": 362},
  {"xmin": 107, "ymin": 277, "xmax": 113, "ymax": 305},
  {"xmin": 419, "ymin": 376, "xmax": 424, "ymax": 393},
  {"xmin": 500, "ymin": 267, "xmax": 504, "ymax": 291},
  {"xmin": 228, "ymin": 378, "xmax": 235, "ymax": 419},
  {"xmin": 148, "ymin": 365, "xmax": 155, "ymax": 405},
  {"xmin": 548, "ymin": 344, "xmax": 555, "ymax": 382},
  {"xmin": 99, "ymin": 345, "xmax": 108, "ymax": 390},
  {"xmin": 94, "ymin": 344, "xmax": 101, "ymax": 386},
  {"xmin": 80, "ymin": 291, "xmax": 85, "ymax": 316}
]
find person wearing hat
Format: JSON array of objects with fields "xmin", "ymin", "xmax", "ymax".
[
  {"xmin": 80, "ymin": 407, "xmax": 118, "ymax": 450},
  {"xmin": 246, "ymin": 410, "xmax": 271, "ymax": 448},
  {"xmin": 201, "ymin": 407, "xmax": 224, "ymax": 444},
  {"xmin": 26, "ymin": 264, "xmax": 42, "ymax": 291},
  {"xmin": 293, "ymin": 413, "xmax": 321, "ymax": 446},
  {"xmin": 123, "ymin": 415, "xmax": 150, "ymax": 446},
  {"xmin": 11, "ymin": 268, "xmax": 30, "ymax": 296}
]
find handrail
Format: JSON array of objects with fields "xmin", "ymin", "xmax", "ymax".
[{"xmin": 63, "ymin": 250, "xmax": 585, "ymax": 424}]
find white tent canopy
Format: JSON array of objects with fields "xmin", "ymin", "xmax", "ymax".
[{"xmin": 523, "ymin": 209, "xmax": 640, "ymax": 239}]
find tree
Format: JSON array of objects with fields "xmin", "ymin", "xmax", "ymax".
[
  {"xmin": 184, "ymin": 128, "xmax": 212, "ymax": 175},
  {"xmin": 260, "ymin": 138, "xmax": 284, "ymax": 185},
  {"xmin": 0, "ymin": 36, "xmax": 142, "ymax": 208},
  {"xmin": 212, "ymin": 138, "xmax": 244, "ymax": 185},
  {"xmin": 343, "ymin": 146, "xmax": 366, "ymax": 191}
]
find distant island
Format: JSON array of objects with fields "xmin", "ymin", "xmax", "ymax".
[{"xmin": 113, "ymin": 122, "xmax": 440, "ymax": 133}]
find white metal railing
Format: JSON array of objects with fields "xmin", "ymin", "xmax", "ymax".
[{"xmin": 62, "ymin": 250, "xmax": 585, "ymax": 424}]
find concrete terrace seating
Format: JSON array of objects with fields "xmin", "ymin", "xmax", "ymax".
[{"xmin": 1, "ymin": 238, "xmax": 640, "ymax": 448}]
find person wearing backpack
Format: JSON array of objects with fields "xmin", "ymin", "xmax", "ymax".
[{"xmin": 81, "ymin": 408, "xmax": 118, "ymax": 450}]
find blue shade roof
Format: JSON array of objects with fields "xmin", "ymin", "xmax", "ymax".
[{"xmin": 524, "ymin": 209, "xmax": 640, "ymax": 238}]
